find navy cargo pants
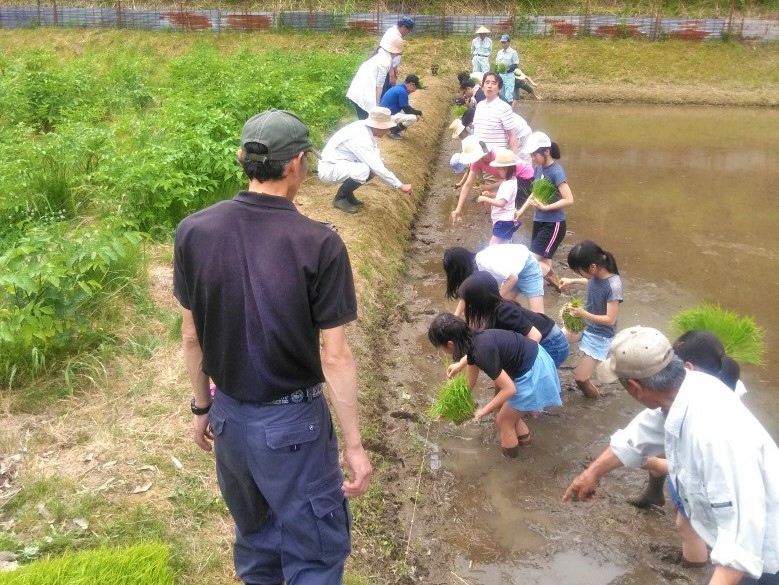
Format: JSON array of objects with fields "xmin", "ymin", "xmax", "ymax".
[{"xmin": 209, "ymin": 390, "xmax": 351, "ymax": 585}]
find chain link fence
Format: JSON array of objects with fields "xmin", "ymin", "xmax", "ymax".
[{"xmin": 1, "ymin": 1, "xmax": 777, "ymax": 41}]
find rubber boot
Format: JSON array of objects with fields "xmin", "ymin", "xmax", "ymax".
[
  {"xmin": 576, "ymin": 379, "xmax": 601, "ymax": 400},
  {"xmin": 341, "ymin": 178, "xmax": 364, "ymax": 206},
  {"xmin": 502, "ymin": 445, "xmax": 520, "ymax": 458},
  {"xmin": 628, "ymin": 472, "xmax": 667, "ymax": 509},
  {"xmin": 544, "ymin": 267, "xmax": 562, "ymax": 292},
  {"xmin": 333, "ymin": 181, "xmax": 358, "ymax": 214}
]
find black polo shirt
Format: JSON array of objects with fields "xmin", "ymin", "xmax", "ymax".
[{"xmin": 173, "ymin": 191, "xmax": 357, "ymax": 402}]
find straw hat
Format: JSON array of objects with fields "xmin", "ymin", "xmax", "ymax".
[
  {"xmin": 514, "ymin": 69, "xmax": 526, "ymax": 80},
  {"xmin": 489, "ymin": 148, "xmax": 522, "ymax": 167},
  {"xmin": 364, "ymin": 107, "xmax": 396, "ymax": 130},
  {"xmin": 449, "ymin": 118, "xmax": 466, "ymax": 139},
  {"xmin": 380, "ymin": 36, "xmax": 404, "ymax": 54},
  {"xmin": 475, "ymin": 25, "xmax": 490, "ymax": 34},
  {"xmin": 458, "ymin": 135, "xmax": 490, "ymax": 165}
]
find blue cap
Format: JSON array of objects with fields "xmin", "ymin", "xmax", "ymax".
[
  {"xmin": 449, "ymin": 153, "xmax": 466, "ymax": 174},
  {"xmin": 500, "ymin": 34, "xmax": 511, "ymax": 42},
  {"xmin": 398, "ymin": 15, "xmax": 415, "ymax": 29}
]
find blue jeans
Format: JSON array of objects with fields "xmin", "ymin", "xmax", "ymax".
[
  {"xmin": 540, "ymin": 324, "xmax": 570, "ymax": 368},
  {"xmin": 209, "ymin": 391, "xmax": 351, "ymax": 585},
  {"xmin": 741, "ymin": 572, "xmax": 779, "ymax": 585}
]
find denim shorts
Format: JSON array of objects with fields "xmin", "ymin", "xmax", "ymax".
[
  {"xmin": 540, "ymin": 324, "xmax": 570, "ymax": 368},
  {"xmin": 492, "ymin": 220, "xmax": 520, "ymax": 241},
  {"xmin": 512, "ymin": 254, "xmax": 544, "ymax": 299},
  {"xmin": 579, "ymin": 328, "xmax": 613, "ymax": 362}
]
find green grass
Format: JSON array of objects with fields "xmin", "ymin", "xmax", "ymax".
[
  {"xmin": 670, "ymin": 303, "xmax": 766, "ymax": 365},
  {"xmin": 0, "ymin": 543, "xmax": 174, "ymax": 585}
]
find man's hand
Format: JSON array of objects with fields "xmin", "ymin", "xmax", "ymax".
[
  {"xmin": 193, "ymin": 414, "xmax": 214, "ymax": 452},
  {"xmin": 342, "ymin": 444, "xmax": 373, "ymax": 497},
  {"xmin": 563, "ymin": 469, "xmax": 599, "ymax": 502},
  {"xmin": 400, "ymin": 184, "xmax": 412, "ymax": 194}
]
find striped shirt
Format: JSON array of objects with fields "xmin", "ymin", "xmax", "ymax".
[{"xmin": 473, "ymin": 97, "xmax": 516, "ymax": 151}]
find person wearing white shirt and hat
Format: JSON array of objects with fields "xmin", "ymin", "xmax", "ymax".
[
  {"xmin": 318, "ymin": 107, "xmax": 413, "ymax": 214},
  {"xmin": 495, "ymin": 34, "xmax": 519, "ymax": 104},
  {"xmin": 346, "ymin": 36, "xmax": 404, "ymax": 120},
  {"xmin": 471, "ymin": 26, "xmax": 492, "ymax": 73},
  {"xmin": 379, "ymin": 15, "xmax": 414, "ymax": 96},
  {"xmin": 563, "ymin": 326, "xmax": 779, "ymax": 585}
]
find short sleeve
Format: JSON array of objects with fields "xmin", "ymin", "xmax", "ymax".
[
  {"xmin": 310, "ymin": 234, "xmax": 358, "ymax": 330},
  {"xmin": 607, "ymin": 275, "xmax": 624, "ymax": 303},
  {"xmin": 550, "ymin": 164, "xmax": 567, "ymax": 186},
  {"xmin": 495, "ymin": 303, "xmax": 533, "ymax": 336},
  {"xmin": 470, "ymin": 336, "xmax": 503, "ymax": 380},
  {"xmin": 172, "ymin": 222, "xmax": 191, "ymax": 310}
]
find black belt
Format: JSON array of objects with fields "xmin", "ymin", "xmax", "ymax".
[{"xmin": 259, "ymin": 383, "xmax": 323, "ymax": 406}]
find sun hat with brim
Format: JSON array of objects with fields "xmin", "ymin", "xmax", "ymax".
[
  {"xmin": 520, "ymin": 131, "xmax": 552, "ymax": 154},
  {"xmin": 597, "ymin": 326, "xmax": 674, "ymax": 384},
  {"xmin": 489, "ymin": 148, "xmax": 521, "ymax": 167},
  {"xmin": 475, "ymin": 25, "xmax": 490, "ymax": 34},
  {"xmin": 364, "ymin": 107, "xmax": 396, "ymax": 130},
  {"xmin": 241, "ymin": 109, "xmax": 320, "ymax": 162},
  {"xmin": 500, "ymin": 34, "xmax": 511, "ymax": 42},
  {"xmin": 514, "ymin": 69, "xmax": 526, "ymax": 80},
  {"xmin": 380, "ymin": 36, "xmax": 404, "ymax": 54},
  {"xmin": 458, "ymin": 135, "xmax": 491, "ymax": 165},
  {"xmin": 449, "ymin": 118, "xmax": 466, "ymax": 139}
]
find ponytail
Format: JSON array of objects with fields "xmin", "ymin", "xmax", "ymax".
[
  {"xmin": 549, "ymin": 141, "xmax": 561, "ymax": 159},
  {"xmin": 567, "ymin": 240, "xmax": 619, "ymax": 275}
]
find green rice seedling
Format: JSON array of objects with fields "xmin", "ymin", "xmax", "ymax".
[
  {"xmin": 530, "ymin": 177, "xmax": 557, "ymax": 205},
  {"xmin": 495, "ymin": 63, "xmax": 508, "ymax": 73},
  {"xmin": 453, "ymin": 104, "xmax": 467, "ymax": 119},
  {"xmin": 670, "ymin": 303, "xmax": 765, "ymax": 365},
  {"xmin": 0, "ymin": 542, "xmax": 174, "ymax": 585},
  {"xmin": 428, "ymin": 374, "xmax": 475, "ymax": 424},
  {"xmin": 560, "ymin": 296, "xmax": 587, "ymax": 334}
]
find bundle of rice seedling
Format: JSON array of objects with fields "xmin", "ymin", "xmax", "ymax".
[
  {"xmin": 428, "ymin": 374, "xmax": 475, "ymax": 423},
  {"xmin": 495, "ymin": 63, "xmax": 508, "ymax": 73},
  {"xmin": 560, "ymin": 296, "xmax": 587, "ymax": 334},
  {"xmin": 530, "ymin": 177, "xmax": 557, "ymax": 205},
  {"xmin": 670, "ymin": 303, "xmax": 765, "ymax": 365},
  {"xmin": 453, "ymin": 104, "xmax": 467, "ymax": 119}
]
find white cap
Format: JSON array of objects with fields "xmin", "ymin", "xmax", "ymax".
[
  {"xmin": 598, "ymin": 326, "xmax": 675, "ymax": 384},
  {"xmin": 520, "ymin": 131, "xmax": 552, "ymax": 154}
]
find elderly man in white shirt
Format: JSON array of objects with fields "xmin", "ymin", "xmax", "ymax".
[
  {"xmin": 471, "ymin": 26, "xmax": 492, "ymax": 73},
  {"xmin": 379, "ymin": 15, "xmax": 414, "ymax": 94},
  {"xmin": 563, "ymin": 326, "xmax": 779, "ymax": 585},
  {"xmin": 318, "ymin": 107, "xmax": 413, "ymax": 214},
  {"xmin": 346, "ymin": 36, "xmax": 404, "ymax": 120}
]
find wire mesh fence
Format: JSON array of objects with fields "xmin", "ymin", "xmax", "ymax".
[{"xmin": 1, "ymin": 1, "xmax": 777, "ymax": 41}]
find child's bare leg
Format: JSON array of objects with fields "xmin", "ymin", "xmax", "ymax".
[
  {"xmin": 574, "ymin": 354, "xmax": 601, "ymax": 399},
  {"xmin": 676, "ymin": 513, "xmax": 708, "ymax": 565},
  {"xmin": 496, "ymin": 404, "xmax": 522, "ymax": 457}
]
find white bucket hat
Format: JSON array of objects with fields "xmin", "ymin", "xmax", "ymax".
[
  {"xmin": 449, "ymin": 118, "xmax": 466, "ymax": 139},
  {"xmin": 364, "ymin": 107, "xmax": 397, "ymax": 130},
  {"xmin": 489, "ymin": 148, "xmax": 522, "ymax": 167},
  {"xmin": 458, "ymin": 135, "xmax": 490, "ymax": 165},
  {"xmin": 475, "ymin": 25, "xmax": 490, "ymax": 34},
  {"xmin": 380, "ymin": 36, "xmax": 404, "ymax": 54},
  {"xmin": 520, "ymin": 131, "xmax": 552, "ymax": 154}
]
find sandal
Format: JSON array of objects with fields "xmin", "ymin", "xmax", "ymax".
[{"xmin": 517, "ymin": 431, "xmax": 532, "ymax": 446}]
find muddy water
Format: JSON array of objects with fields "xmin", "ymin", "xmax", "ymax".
[{"xmin": 389, "ymin": 103, "xmax": 779, "ymax": 584}]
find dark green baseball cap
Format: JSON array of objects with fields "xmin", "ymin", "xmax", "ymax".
[{"xmin": 241, "ymin": 109, "xmax": 320, "ymax": 162}]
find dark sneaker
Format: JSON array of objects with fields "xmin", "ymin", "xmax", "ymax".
[{"xmin": 389, "ymin": 133, "xmax": 403, "ymax": 140}]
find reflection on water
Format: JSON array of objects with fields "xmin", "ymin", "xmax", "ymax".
[{"xmin": 522, "ymin": 101, "xmax": 779, "ymax": 437}]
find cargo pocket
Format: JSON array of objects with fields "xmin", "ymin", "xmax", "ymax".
[
  {"xmin": 309, "ymin": 471, "xmax": 351, "ymax": 561},
  {"xmin": 264, "ymin": 419, "xmax": 320, "ymax": 452}
]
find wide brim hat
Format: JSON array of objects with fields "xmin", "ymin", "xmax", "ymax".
[
  {"xmin": 520, "ymin": 131, "xmax": 552, "ymax": 154},
  {"xmin": 449, "ymin": 118, "xmax": 466, "ymax": 139},
  {"xmin": 489, "ymin": 148, "xmax": 522, "ymax": 167},
  {"xmin": 514, "ymin": 69, "xmax": 526, "ymax": 80},
  {"xmin": 364, "ymin": 107, "xmax": 397, "ymax": 130},
  {"xmin": 458, "ymin": 135, "xmax": 490, "ymax": 165},
  {"xmin": 475, "ymin": 25, "xmax": 490, "ymax": 34},
  {"xmin": 380, "ymin": 36, "xmax": 404, "ymax": 54}
]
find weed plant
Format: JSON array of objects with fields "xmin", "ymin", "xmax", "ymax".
[
  {"xmin": 560, "ymin": 296, "xmax": 587, "ymax": 333},
  {"xmin": 670, "ymin": 303, "xmax": 765, "ymax": 365}
]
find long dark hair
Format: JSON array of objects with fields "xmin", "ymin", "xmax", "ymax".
[
  {"xmin": 567, "ymin": 240, "xmax": 619, "ymax": 276},
  {"xmin": 443, "ymin": 247, "xmax": 476, "ymax": 300},
  {"xmin": 428, "ymin": 313, "xmax": 473, "ymax": 361},
  {"xmin": 537, "ymin": 142, "xmax": 561, "ymax": 160},
  {"xmin": 459, "ymin": 271, "xmax": 505, "ymax": 330},
  {"xmin": 673, "ymin": 330, "xmax": 740, "ymax": 391}
]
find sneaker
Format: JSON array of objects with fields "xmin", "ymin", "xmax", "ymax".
[
  {"xmin": 333, "ymin": 198, "xmax": 358, "ymax": 214},
  {"xmin": 389, "ymin": 133, "xmax": 403, "ymax": 140}
]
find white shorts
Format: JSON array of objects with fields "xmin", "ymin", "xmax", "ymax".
[
  {"xmin": 317, "ymin": 160, "xmax": 370, "ymax": 185},
  {"xmin": 392, "ymin": 113, "xmax": 418, "ymax": 128}
]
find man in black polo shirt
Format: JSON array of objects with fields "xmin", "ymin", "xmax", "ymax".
[{"xmin": 173, "ymin": 109, "xmax": 372, "ymax": 585}]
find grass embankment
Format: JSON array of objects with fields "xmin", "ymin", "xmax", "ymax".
[{"xmin": 0, "ymin": 29, "xmax": 778, "ymax": 585}]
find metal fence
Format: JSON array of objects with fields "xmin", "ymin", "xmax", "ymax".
[{"xmin": 1, "ymin": 2, "xmax": 777, "ymax": 41}]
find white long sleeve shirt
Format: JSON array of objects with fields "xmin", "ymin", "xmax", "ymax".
[
  {"xmin": 346, "ymin": 49, "xmax": 392, "ymax": 113},
  {"xmin": 611, "ymin": 370, "xmax": 779, "ymax": 578},
  {"xmin": 320, "ymin": 120, "xmax": 402, "ymax": 188},
  {"xmin": 471, "ymin": 36, "xmax": 492, "ymax": 58}
]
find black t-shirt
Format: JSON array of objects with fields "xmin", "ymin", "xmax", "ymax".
[
  {"xmin": 173, "ymin": 192, "xmax": 357, "ymax": 402},
  {"xmin": 467, "ymin": 329, "xmax": 538, "ymax": 380},
  {"xmin": 494, "ymin": 302, "xmax": 555, "ymax": 338}
]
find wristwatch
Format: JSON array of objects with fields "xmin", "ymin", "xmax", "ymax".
[{"xmin": 190, "ymin": 398, "xmax": 212, "ymax": 415}]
